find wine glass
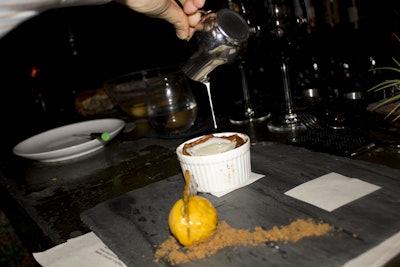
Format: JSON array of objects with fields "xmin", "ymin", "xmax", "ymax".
[
  {"xmin": 266, "ymin": 0, "xmax": 312, "ymax": 132},
  {"xmin": 229, "ymin": 60, "xmax": 272, "ymax": 124},
  {"xmin": 228, "ymin": 0, "xmax": 271, "ymax": 125},
  {"xmin": 267, "ymin": 57, "xmax": 307, "ymax": 132}
]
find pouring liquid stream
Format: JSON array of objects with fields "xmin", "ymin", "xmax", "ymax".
[
  {"xmin": 181, "ymin": 8, "xmax": 250, "ymax": 130},
  {"xmin": 203, "ymin": 81, "xmax": 218, "ymax": 129}
]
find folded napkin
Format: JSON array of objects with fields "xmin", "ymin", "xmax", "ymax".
[
  {"xmin": 284, "ymin": 172, "xmax": 381, "ymax": 212},
  {"xmin": 211, "ymin": 172, "xmax": 265, "ymax": 197},
  {"xmin": 33, "ymin": 232, "xmax": 127, "ymax": 267},
  {"xmin": 343, "ymin": 231, "xmax": 400, "ymax": 267}
]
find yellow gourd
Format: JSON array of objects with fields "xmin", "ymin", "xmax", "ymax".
[{"xmin": 168, "ymin": 171, "xmax": 218, "ymax": 247}]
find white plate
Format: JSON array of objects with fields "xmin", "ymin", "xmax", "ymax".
[{"xmin": 13, "ymin": 118, "xmax": 125, "ymax": 162}]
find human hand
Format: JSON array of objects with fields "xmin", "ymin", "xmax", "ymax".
[{"xmin": 116, "ymin": 0, "xmax": 206, "ymax": 40}]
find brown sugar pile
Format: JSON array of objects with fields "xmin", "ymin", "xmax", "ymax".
[{"xmin": 154, "ymin": 218, "xmax": 333, "ymax": 265}]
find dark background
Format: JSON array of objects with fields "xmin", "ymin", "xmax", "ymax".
[
  {"xmin": 0, "ymin": 2, "xmax": 191, "ymax": 144},
  {"xmin": 0, "ymin": 0, "xmax": 399, "ymax": 146}
]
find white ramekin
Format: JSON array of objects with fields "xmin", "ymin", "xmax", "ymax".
[{"xmin": 176, "ymin": 132, "xmax": 251, "ymax": 193}]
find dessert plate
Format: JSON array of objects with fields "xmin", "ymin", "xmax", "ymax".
[{"xmin": 13, "ymin": 118, "xmax": 125, "ymax": 162}]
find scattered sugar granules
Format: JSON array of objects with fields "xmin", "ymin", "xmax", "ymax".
[{"xmin": 154, "ymin": 218, "xmax": 333, "ymax": 265}]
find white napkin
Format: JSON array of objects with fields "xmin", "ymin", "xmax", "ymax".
[
  {"xmin": 211, "ymin": 172, "xmax": 265, "ymax": 197},
  {"xmin": 284, "ymin": 172, "xmax": 381, "ymax": 212},
  {"xmin": 33, "ymin": 232, "xmax": 127, "ymax": 267},
  {"xmin": 343, "ymin": 231, "xmax": 400, "ymax": 267}
]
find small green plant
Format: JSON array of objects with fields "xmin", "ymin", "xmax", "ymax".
[{"xmin": 368, "ymin": 36, "xmax": 400, "ymax": 122}]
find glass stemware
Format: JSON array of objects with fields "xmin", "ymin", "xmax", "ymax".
[
  {"xmin": 229, "ymin": 60, "xmax": 271, "ymax": 124},
  {"xmin": 228, "ymin": 0, "xmax": 271, "ymax": 125},
  {"xmin": 266, "ymin": 0, "xmax": 314, "ymax": 132},
  {"xmin": 267, "ymin": 58, "xmax": 306, "ymax": 131}
]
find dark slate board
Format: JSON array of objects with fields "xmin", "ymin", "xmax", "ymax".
[{"xmin": 81, "ymin": 142, "xmax": 400, "ymax": 266}]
